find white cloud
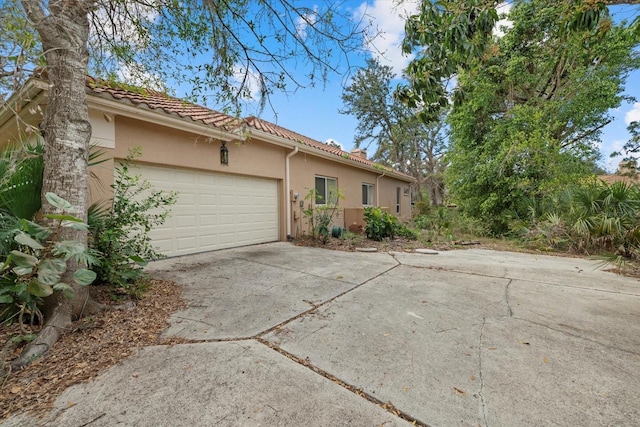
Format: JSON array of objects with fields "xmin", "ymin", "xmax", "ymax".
[
  {"xmin": 296, "ymin": 6, "xmax": 319, "ymax": 40},
  {"xmin": 625, "ymin": 102, "xmax": 640, "ymax": 125},
  {"xmin": 354, "ymin": 0, "xmax": 418, "ymax": 76},
  {"xmin": 231, "ymin": 65, "xmax": 263, "ymax": 101},
  {"xmin": 493, "ymin": 2, "xmax": 513, "ymax": 38},
  {"xmin": 90, "ymin": 2, "xmax": 159, "ymax": 50}
]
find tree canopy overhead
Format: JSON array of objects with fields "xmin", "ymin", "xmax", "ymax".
[
  {"xmin": 1, "ymin": 0, "xmax": 366, "ymax": 110},
  {"xmin": 340, "ymin": 57, "xmax": 447, "ymax": 205},
  {"xmin": 439, "ymin": 0, "xmax": 640, "ymax": 234},
  {"xmin": 398, "ymin": 0, "xmax": 640, "ymax": 121}
]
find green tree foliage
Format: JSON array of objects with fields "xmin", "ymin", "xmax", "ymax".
[
  {"xmin": 399, "ymin": 0, "xmax": 499, "ymax": 118},
  {"xmin": 399, "ymin": 0, "xmax": 640, "ymax": 119},
  {"xmin": 340, "ymin": 58, "xmax": 447, "ymax": 204},
  {"xmin": 1, "ymin": 0, "xmax": 365, "ymax": 110},
  {"xmin": 444, "ymin": 0, "xmax": 640, "ymax": 234},
  {"xmin": 613, "ymin": 120, "xmax": 640, "ymax": 161},
  {"xmin": 0, "ymin": 0, "xmax": 41, "ymax": 97}
]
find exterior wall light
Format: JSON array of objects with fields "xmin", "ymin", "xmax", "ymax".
[{"xmin": 220, "ymin": 141, "xmax": 229, "ymax": 165}]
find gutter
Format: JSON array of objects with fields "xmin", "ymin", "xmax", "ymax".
[
  {"xmin": 248, "ymin": 129, "xmax": 413, "ymax": 183},
  {"xmin": 285, "ymin": 146, "xmax": 299, "ymax": 239}
]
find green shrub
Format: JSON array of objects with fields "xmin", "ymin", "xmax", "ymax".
[
  {"xmin": 0, "ymin": 140, "xmax": 44, "ymax": 222},
  {"xmin": 90, "ymin": 154, "xmax": 176, "ymax": 294},
  {"xmin": 395, "ymin": 223, "xmax": 418, "ymax": 240},
  {"xmin": 302, "ymin": 188, "xmax": 344, "ymax": 244},
  {"xmin": 412, "ymin": 199, "xmax": 433, "ymax": 216},
  {"xmin": 517, "ymin": 179, "xmax": 640, "ymax": 257},
  {"xmin": 364, "ymin": 207, "xmax": 394, "ymax": 241},
  {"xmin": 0, "ymin": 193, "xmax": 97, "ymax": 326},
  {"xmin": 0, "ymin": 138, "xmax": 107, "ymax": 257},
  {"xmin": 414, "ymin": 206, "xmax": 486, "ymax": 243}
]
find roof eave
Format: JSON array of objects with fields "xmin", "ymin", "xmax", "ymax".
[
  {"xmin": 87, "ymin": 93, "xmax": 240, "ymax": 142},
  {"xmin": 0, "ymin": 78, "xmax": 49, "ymax": 136}
]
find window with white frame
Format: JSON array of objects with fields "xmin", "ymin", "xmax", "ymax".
[
  {"xmin": 315, "ymin": 176, "xmax": 338, "ymax": 205},
  {"xmin": 362, "ymin": 183, "xmax": 374, "ymax": 206}
]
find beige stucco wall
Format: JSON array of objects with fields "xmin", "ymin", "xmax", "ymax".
[
  {"xmin": 108, "ymin": 116, "xmax": 412, "ymax": 241},
  {"xmin": 2, "ymin": 99, "xmax": 412, "ymax": 243},
  {"xmin": 288, "ymin": 152, "xmax": 412, "ymax": 238}
]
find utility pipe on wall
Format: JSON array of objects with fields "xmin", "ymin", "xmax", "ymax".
[
  {"xmin": 376, "ymin": 171, "xmax": 386, "ymax": 207},
  {"xmin": 285, "ymin": 146, "xmax": 299, "ymax": 238}
]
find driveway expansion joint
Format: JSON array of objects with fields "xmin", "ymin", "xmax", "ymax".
[
  {"xmin": 255, "ymin": 337, "xmax": 432, "ymax": 427},
  {"xmin": 477, "ymin": 317, "xmax": 489, "ymax": 427},
  {"xmin": 254, "ymin": 263, "xmax": 402, "ymax": 339}
]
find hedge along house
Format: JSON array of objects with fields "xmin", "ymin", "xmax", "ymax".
[{"xmin": 0, "ymin": 76, "xmax": 414, "ymax": 257}]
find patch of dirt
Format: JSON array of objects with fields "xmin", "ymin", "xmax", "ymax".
[{"xmin": 0, "ymin": 279, "xmax": 188, "ymax": 421}]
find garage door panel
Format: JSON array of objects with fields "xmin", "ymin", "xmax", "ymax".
[
  {"xmin": 176, "ymin": 216, "xmax": 197, "ymax": 227},
  {"xmin": 200, "ymin": 215, "xmax": 219, "ymax": 226},
  {"xmin": 198, "ymin": 195, "xmax": 218, "ymax": 206},
  {"xmin": 176, "ymin": 193, "xmax": 197, "ymax": 204},
  {"xmin": 131, "ymin": 163, "xmax": 279, "ymax": 257},
  {"xmin": 177, "ymin": 237, "xmax": 197, "ymax": 250}
]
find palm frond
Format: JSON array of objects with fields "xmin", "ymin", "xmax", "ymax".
[{"xmin": 0, "ymin": 138, "xmax": 44, "ymax": 220}]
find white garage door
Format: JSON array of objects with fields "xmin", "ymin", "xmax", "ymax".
[{"xmin": 132, "ymin": 163, "xmax": 279, "ymax": 257}]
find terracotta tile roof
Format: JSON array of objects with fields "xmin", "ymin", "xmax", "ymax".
[
  {"xmin": 599, "ymin": 174, "xmax": 640, "ymax": 185},
  {"xmin": 78, "ymin": 77, "xmax": 412, "ymax": 181},
  {"xmin": 244, "ymin": 116, "xmax": 414, "ymax": 180},
  {"xmin": 86, "ymin": 78, "xmax": 241, "ymax": 130}
]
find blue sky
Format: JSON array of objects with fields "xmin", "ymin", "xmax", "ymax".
[{"xmin": 225, "ymin": 1, "xmax": 640, "ymax": 173}]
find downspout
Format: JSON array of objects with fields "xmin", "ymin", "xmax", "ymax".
[
  {"xmin": 376, "ymin": 171, "xmax": 386, "ymax": 207},
  {"xmin": 285, "ymin": 146, "xmax": 299, "ymax": 239}
]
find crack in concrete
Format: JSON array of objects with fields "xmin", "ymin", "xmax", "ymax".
[
  {"xmin": 478, "ymin": 317, "xmax": 489, "ymax": 427},
  {"xmin": 165, "ymin": 259, "xmax": 402, "ymax": 345},
  {"xmin": 255, "ymin": 337, "xmax": 432, "ymax": 427},
  {"xmin": 514, "ymin": 317, "xmax": 640, "ymax": 357},
  {"xmin": 504, "ymin": 279, "xmax": 513, "ymax": 317},
  {"xmin": 398, "ymin": 264, "xmax": 640, "ymax": 297}
]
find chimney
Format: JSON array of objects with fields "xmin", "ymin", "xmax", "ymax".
[
  {"xmin": 618, "ymin": 160, "xmax": 637, "ymax": 176},
  {"xmin": 350, "ymin": 148, "xmax": 367, "ymax": 159}
]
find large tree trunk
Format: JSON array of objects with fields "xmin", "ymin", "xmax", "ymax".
[{"xmin": 12, "ymin": 0, "xmax": 94, "ymax": 370}]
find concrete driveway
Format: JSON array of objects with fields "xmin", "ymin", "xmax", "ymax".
[{"xmin": 7, "ymin": 243, "xmax": 640, "ymax": 426}]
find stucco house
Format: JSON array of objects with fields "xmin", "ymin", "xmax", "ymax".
[
  {"xmin": 0, "ymin": 76, "xmax": 414, "ymax": 257},
  {"xmin": 599, "ymin": 160, "xmax": 639, "ymax": 185}
]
